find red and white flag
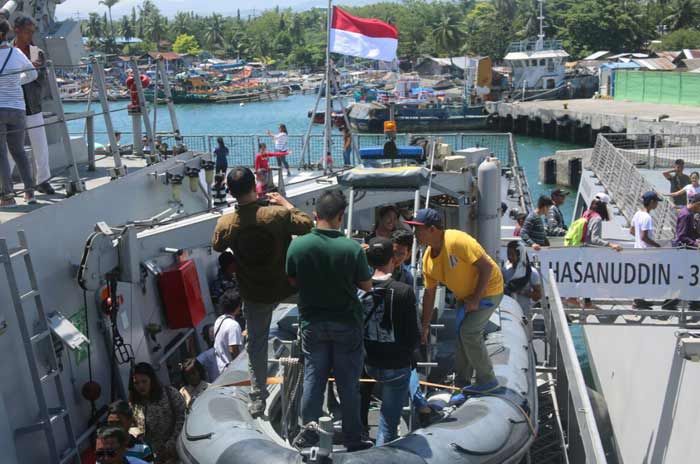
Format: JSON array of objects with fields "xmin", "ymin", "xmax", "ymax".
[{"xmin": 329, "ymin": 7, "xmax": 398, "ymax": 62}]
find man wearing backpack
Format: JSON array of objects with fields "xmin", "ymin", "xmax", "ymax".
[{"xmin": 359, "ymin": 237, "xmax": 420, "ymax": 445}]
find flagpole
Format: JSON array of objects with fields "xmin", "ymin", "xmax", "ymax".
[{"xmin": 323, "ymin": 0, "xmax": 333, "ymax": 171}]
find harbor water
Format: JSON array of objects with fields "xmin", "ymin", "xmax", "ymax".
[{"xmin": 63, "ymin": 94, "xmax": 588, "ymax": 366}]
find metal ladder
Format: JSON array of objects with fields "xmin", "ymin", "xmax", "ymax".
[{"xmin": 0, "ymin": 230, "xmax": 80, "ymax": 464}]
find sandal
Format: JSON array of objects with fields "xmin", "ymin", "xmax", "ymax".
[{"xmin": 0, "ymin": 196, "xmax": 17, "ymax": 207}]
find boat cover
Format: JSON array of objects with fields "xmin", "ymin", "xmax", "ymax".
[
  {"xmin": 338, "ymin": 166, "xmax": 430, "ymax": 189},
  {"xmin": 359, "ymin": 146, "xmax": 424, "ymax": 159}
]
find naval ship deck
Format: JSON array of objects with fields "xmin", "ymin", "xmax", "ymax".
[{"xmin": 560, "ymin": 132, "xmax": 700, "ymax": 464}]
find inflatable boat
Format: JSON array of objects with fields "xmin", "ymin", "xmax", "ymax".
[{"xmin": 178, "ymin": 296, "xmax": 537, "ymax": 463}]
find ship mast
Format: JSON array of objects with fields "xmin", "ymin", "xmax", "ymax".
[
  {"xmin": 323, "ymin": 0, "xmax": 333, "ymax": 171},
  {"xmin": 536, "ymin": 0, "xmax": 545, "ymax": 50}
]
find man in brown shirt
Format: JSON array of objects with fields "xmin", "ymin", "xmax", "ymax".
[{"xmin": 212, "ymin": 166, "xmax": 313, "ymax": 417}]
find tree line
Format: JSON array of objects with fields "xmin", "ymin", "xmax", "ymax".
[{"xmin": 82, "ymin": 0, "xmax": 700, "ymax": 68}]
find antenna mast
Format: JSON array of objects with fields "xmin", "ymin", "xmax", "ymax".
[{"xmin": 536, "ymin": 0, "xmax": 545, "ymax": 49}]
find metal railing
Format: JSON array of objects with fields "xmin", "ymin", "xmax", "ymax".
[
  {"xmin": 541, "ymin": 270, "xmax": 609, "ymax": 463},
  {"xmin": 591, "ymin": 134, "xmax": 677, "ymax": 240},
  {"xmin": 151, "ymin": 132, "xmax": 518, "ymax": 169},
  {"xmin": 507, "ymin": 39, "xmax": 564, "ymax": 53}
]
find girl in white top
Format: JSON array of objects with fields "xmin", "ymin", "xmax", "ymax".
[
  {"xmin": 0, "ymin": 19, "xmax": 38, "ymax": 206},
  {"xmin": 668, "ymin": 171, "xmax": 700, "ymax": 203},
  {"xmin": 267, "ymin": 123, "xmax": 291, "ymax": 176}
]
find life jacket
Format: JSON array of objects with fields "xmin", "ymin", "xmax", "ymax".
[{"xmin": 564, "ymin": 210, "xmax": 600, "ymax": 247}]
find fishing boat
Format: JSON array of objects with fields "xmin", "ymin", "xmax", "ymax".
[
  {"xmin": 501, "ymin": 0, "xmax": 597, "ymax": 101},
  {"xmin": 347, "ymin": 75, "xmax": 488, "ymax": 133}
]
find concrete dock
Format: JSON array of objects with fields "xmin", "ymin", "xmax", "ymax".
[{"xmin": 485, "ymin": 99, "xmax": 700, "ymax": 144}]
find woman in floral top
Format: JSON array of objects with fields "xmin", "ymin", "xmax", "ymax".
[
  {"xmin": 129, "ymin": 362, "xmax": 186, "ymax": 464},
  {"xmin": 178, "ymin": 358, "xmax": 209, "ymax": 408}
]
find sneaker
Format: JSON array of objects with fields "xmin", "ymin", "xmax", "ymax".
[
  {"xmin": 248, "ymin": 399, "xmax": 266, "ymax": 418},
  {"xmin": 463, "ymin": 379, "xmax": 501, "ymax": 394},
  {"xmin": 0, "ymin": 196, "xmax": 17, "ymax": 207},
  {"xmin": 25, "ymin": 192, "xmax": 37, "ymax": 204},
  {"xmin": 293, "ymin": 424, "xmax": 320, "ymax": 449},
  {"xmin": 36, "ymin": 182, "xmax": 55, "ymax": 195},
  {"xmin": 345, "ymin": 440, "xmax": 373, "ymax": 452}
]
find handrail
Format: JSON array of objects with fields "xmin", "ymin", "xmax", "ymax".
[
  {"xmin": 543, "ymin": 269, "xmax": 608, "ymax": 463},
  {"xmin": 592, "ymin": 135, "xmax": 676, "ymax": 240}
]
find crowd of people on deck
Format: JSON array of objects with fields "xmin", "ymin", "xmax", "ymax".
[
  {"xmin": 515, "ymin": 157, "xmax": 700, "ymax": 312},
  {"xmin": 81, "ymin": 130, "xmax": 700, "ymax": 461}
]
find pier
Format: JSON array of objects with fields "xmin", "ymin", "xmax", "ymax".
[{"xmin": 485, "ymin": 99, "xmax": 700, "ymax": 144}]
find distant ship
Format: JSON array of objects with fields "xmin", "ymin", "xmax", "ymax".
[
  {"xmin": 502, "ymin": 0, "xmax": 597, "ymax": 101},
  {"xmin": 346, "ymin": 74, "xmax": 488, "ymax": 133}
]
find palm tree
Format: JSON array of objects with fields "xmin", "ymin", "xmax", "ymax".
[
  {"xmin": 119, "ymin": 16, "xmax": 133, "ymax": 41},
  {"xmin": 85, "ymin": 12, "xmax": 103, "ymax": 42},
  {"xmin": 99, "ymin": 0, "xmax": 119, "ymax": 41},
  {"xmin": 203, "ymin": 14, "xmax": 225, "ymax": 50},
  {"xmin": 172, "ymin": 12, "xmax": 191, "ymax": 36},
  {"xmin": 432, "ymin": 13, "xmax": 465, "ymax": 62},
  {"xmin": 143, "ymin": 13, "xmax": 164, "ymax": 50}
]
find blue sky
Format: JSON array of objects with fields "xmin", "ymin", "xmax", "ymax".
[{"xmin": 55, "ymin": 0, "xmax": 376, "ymax": 20}]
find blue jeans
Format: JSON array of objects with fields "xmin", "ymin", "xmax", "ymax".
[
  {"xmin": 343, "ymin": 147, "xmax": 352, "ymax": 166},
  {"xmin": 365, "ymin": 365, "xmax": 411, "ymax": 445},
  {"xmin": 301, "ymin": 321, "xmax": 364, "ymax": 444}
]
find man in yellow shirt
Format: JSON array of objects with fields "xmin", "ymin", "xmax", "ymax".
[{"xmin": 407, "ymin": 208, "xmax": 504, "ymax": 392}]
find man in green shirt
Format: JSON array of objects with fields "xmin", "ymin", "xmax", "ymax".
[{"xmin": 286, "ymin": 190, "xmax": 372, "ymax": 451}]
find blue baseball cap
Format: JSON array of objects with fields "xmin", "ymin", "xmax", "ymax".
[
  {"xmin": 642, "ymin": 191, "xmax": 662, "ymax": 203},
  {"xmin": 404, "ymin": 208, "xmax": 443, "ymax": 228}
]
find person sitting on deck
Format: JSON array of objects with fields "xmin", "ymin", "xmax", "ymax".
[
  {"xmin": 520, "ymin": 195, "xmax": 553, "ymax": 250},
  {"xmin": 286, "ymin": 190, "xmax": 373, "ymax": 451},
  {"xmin": 210, "ymin": 250, "xmax": 239, "ymax": 306},
  {"xmin": 213, "ymin": 289, "xmax": 243, "ymax": 376},
  {"xmin": 359, "ymin": 237, "xmax": 420, "ymax": 446},
  {"xmin": 179, "ymin": 358, "xmax": 209, "ymax": 409},
  {"xmin": 408, "ymin": 208, "xmax": 504, "ymax": 393},
  {"xmin": 546, "ymin": 189, "xmax": 569, "ymax": 236},
  {"xmin": 196, "ymin": 324, "xmax": 219, "ymax": 382},
  {"xmin": 212, "ymin": 173, "xmax": 228, "ymax": 207},
  {"xmin": 211, "ymin": 166, "xmax": 312, "ymax": 418},
  {"xmin": 663, "ymin": 159, "xmax": 691, "ymax": 207},
  {"xmin": 105, "ymin": 400, "xmax": 153, "ymax": 462},
  {"xmin": 128, "ymin": 362, "xmax": 186, "ymax": 464},
  {"xmin": 95, "ymin": 426, "xmax": 148, "ymax": 464},
  {"xmin": 667, "ymin": 171, "xmax": 700, "ymax": 205}
]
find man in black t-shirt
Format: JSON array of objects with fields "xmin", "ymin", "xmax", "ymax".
[
  {"xmin": 664, "ymin": 159, "xmax": 691, "ymax": 206},
  {"xmin": 360, "ymin": 237, "xmax": 419, "ymax": 445}
]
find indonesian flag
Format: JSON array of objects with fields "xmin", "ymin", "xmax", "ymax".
[{"xmin": 329, "ymin": 7, "xmax": 398, "ymax": 62}]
